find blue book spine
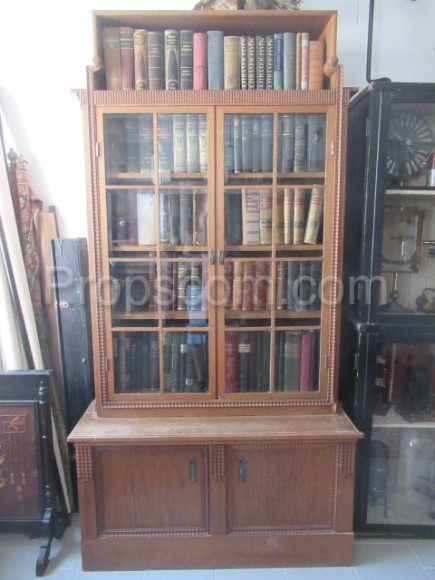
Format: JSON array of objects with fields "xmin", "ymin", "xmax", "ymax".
[
  {"xmin": 273, "ymin": 33, "xmax": 283, "ymax": 89},
  {"xmin": 207, "ymin": 30, "xmax": 224, "ymax": 89}
]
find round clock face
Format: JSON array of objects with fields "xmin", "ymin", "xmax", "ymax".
[{"xmin": 387, "ymin": 110, "xmax": 433, "ymax": 179}]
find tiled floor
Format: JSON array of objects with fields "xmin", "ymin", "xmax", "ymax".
[{"xmin": 1, "ymin": 514, "xmax": 435, "ymax": 580}]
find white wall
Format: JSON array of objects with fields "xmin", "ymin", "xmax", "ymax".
[{"xmin": 1, "ymin": 0, "xmax": 434, "ymax": 238}]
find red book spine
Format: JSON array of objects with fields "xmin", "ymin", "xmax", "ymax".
[
  {"xmin": 299, "ymin": 331, "xmax": 313, "ymax": 391},
  {"xmin": 242, "ymin": 261, "xmax": 255, "ymax": 311},
  {"xmin": 119, "ymin": 27, "xmax": 135, "ymax": 89},
  {"xmin": 225, "ymin": 332, "xmax": 239, "ymax": 393},
  {"xmin": 193, "ymin": 32, "xmax": 207, "ymax": 90}
]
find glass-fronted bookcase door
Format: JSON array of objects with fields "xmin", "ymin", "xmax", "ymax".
[
  {"xmin": 97, "ymin": 107, "xmax": 217, "ymax": 399},
  {"xmin": 216, "ymin": 107, "xmax": 336, "ymax": 400}
]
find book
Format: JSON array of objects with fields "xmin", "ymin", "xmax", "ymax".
[
  {"xmin": 309, "ymin": 330, "xmax": 320, "ymax": 391},
  {"xmin": 293, "ymin": 187, "xmax": 306, "ymax": 245},
  {"xmin": 225, "ymin": 190, "xmax": 243, "ymax": 245},
  {"xmin": 160, "ymin": 262, "xmax": 175, "ymax": 310},
  {"xmin": 172, "ymin": 114, "xmax": 187, "ymax": 173},
  {"xmin": 111, "ymin": 193, "xmax": 129, "ymax": 242},
  {"xmin": 157, "ymin": 114, "xmax": 174, "ymax": 181},
  {"xmin": 238, "ymin": 331, "xmax": 251, "ymax": 392},
  {"xmin": 307, "ymin": 114, "xmax": 326, "ymax": 172},
  {"xmin": 178, "ymin": 332, "xmax": 187, "ymax": 392},
  {"xmin": 310, "ymin": 260, "xmax": 322, "ymax": 311},
  {"xmin": 251, "ymin": 115, "xmax": 261, "ymax": 172},
  {"xmin": 241, "ymin": 114, "xmax": 253, "ymax": 172},
  {"xmin": 248, "ymin": 332, "xmax": 258, "ymax": 391},
  {"xmin": 283, "ymin": 331, "xmax": 301, "ymax": 392},
  {"xmin": 102, "ymin": 27, "xmax": 122, "ymax": 90},
  {"xmin": 224, "ymin": 36, "xmax": 241, "ymax": 89},
  {"xmin": 275, "ymin": 189, "xmax": 284, "ymax": 245},
  {"xmin": 286, "ymin": 260, "xmax": 300, "ymax": 311},
  {"xmin": 280, "ymin": 114, "xmax": 295, "ymax": 172},
  {"xmin": 255, "ymin": 35, "xmax": 266, "ymax": 89},
  {"xmin": 224, "ymin": 115, "xmax": 234, "ymax": 172},
  {"xmin": 193, "ymin": 32, "xmax": 207, "ymax": 89},
  {"xmin": 186, "ymin": 262, "xmax": 203, "ymax": 311},
  {"xmin": 247, "ymin": 35, "xmax": 256, "ymax": 89},
  {"xmin": 233, "ymin": 114, "xmax": 242, "ymax": 173},
  {"xmin": 123, "ymin": 117, "xmax": 139, "ymax": 172},
  {"xmin": 276, "ymin": 260, "xmax": 287, "ymax": 310},
  {"xmin": 300, "ymin": 32, "xmax": 310, "ymax": 90},
  {"xmin": 147, "ymin": 31, "xmax": 165, "ymax": 89},
  {"xmin": 259, "ymin": 188, "xmax": 272, "ymax": 245},
  {"xmin": 162, "ymin": 332, "xmax": 173, "ymax": 390},
  {"xmin": 224, "ymin": 262, "xmax": 234, "ymax": 308},
  {"xmin": 242, "ymin": 261, "xmax": 256, "ymax": 311},
  {"xmin": 253, "ymin": 261, "xmax": 269, "ymax": 311},
  {"xmin": 283, "ymin": 187, "xmax": 294, "ymax": 244},
  {"xmin": 169, "ymin": 191, "xmax": 181, "ymax": 245},
  {"xmin": 283, "ymin": 32, "xmax": 296, "ymax": 89},
  {"xmin": 193, "ymin": 189, "xmax": 208, "ymax": 246},
  {"xmin": 180, "ymin": 30, "xmax": 193, "ymax": 89},
  {"xmin": 198, "ymin": 114, "xmax": 208, "ymax": 173},
  {"xmin": 260, "ymin": 114, "xmax": 273, "ymax": 172},
  {"xmin": 273, "ymin": 32, "xmax": 283, "ymax": 89},
  {"xmin": 201, "ymin": 260, "xmax": 209, "ymax": 311},
  {"xmin": 308, "ymin": 40, "xmax": 325, "ymax": 90},
  {"xmin": 136, "ymin": 191, "xmax": 156, "ymax": 245},
  {"xmin": 266, "ymin": 34, "xmax": 274, "ymax": 89},
  {"xmin": 298, "ymin": 259, "xmax": 312, "ymax": 310},
  {"xmin": 148, "ymin": 333, "xmax": 160, "ymax": 391},
  {"xmin": 294, "ymin": 114, "xmax": 307, "ymax": 172},
  {"xmin": 105, "ymin": 117, "xmax": 126, "ymax": 173},
  {"xmin": 133, "ymin": 29, "xmax": 149, "ymax": 90},
  {"xmin": 242, "ymin": 189, "xmax": 260, "ymax": 245},
  {"xmin": 299, "ymin": 331, "xmax": 313, "ymax": 392},
  {"xmin": 207, "ymin": 30, "xmax": 224, "ymax": 89},
  {"xmin": 225, "ymin": 332, "xmax": 239, "ymax": 393},
  {"xmin": 169, "ymin": 332, "xmax": 182, "ymax": 392},
  {"xmin": 180, "ymin": 189, "xmax": 194, "ymax": 246},
  {"xmin": 119, "ymin": 27, "xmax": 135, "ymax": 89},
  {"xmin": 240, "ymin": 36, "xmax": 248, "ymax": 89},
  {"xmin": 304, "ymin": 187, "xmax": 324, "ymax": 244},
  {"xmin": 274, "ymin": 332, "xmax": 284, "ymax": 392},
  {"xmin": 138, "ymin": 115, "xmax": 153, "ymax": 173},
  {"xmin": 186, "ymin": 114, "xmax": 200, "ymax": 172},
  {"xmin": 176, "ymin": 262, "xmax": 190, "ymax": 311},
  {"xmin": 232, "ymin": 261, "xmax": 243, "ymax": 310},
  {"xmin": 165, "ymin": 29, "xmax": 180, "ymax": 90}
]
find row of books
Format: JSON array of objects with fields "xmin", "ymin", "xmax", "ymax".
[
  {"xmin": 106, "ymin": 114, "xmax": 208, "ymax": 176},
  {"xmin": 113, "ymin": 332, "xmax": 159, "ymax": 393},
  {"xmin": 163, "ymin": 332, "xmax": 208, "ymax": 393},
  {"xmin": 102, "ymin": 27, "xmax": 326, "ymax": 91},
  {"xmin": 109, "ymin": 189, "xmax": 208, "ymax": 248},
  {"xmin": 224, "ymin": 259, "xmax": 322, "ymax": 312},
  {"xmin": 225, "ymin": 187, "xmax": 323, "ymax": 246},
  {"xmin": 225, "ymin": 331, "xmax": 270, "ymax": 393},
  {"xmin": 224, "ymin": 113, "xmax": 326, "ymax": 174},
  {"xmin": 105, "ymin": 112, "xmax": 325, "ymax": 177},
  {"xmin": 275, "ymin": 330, "xmax": 319, "ymax": 392}
]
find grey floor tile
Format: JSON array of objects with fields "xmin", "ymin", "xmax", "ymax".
[
  {"xmin": 409, "ymin": 538, "xmax": 435, "ymax": 567},
  {"xmin": 215, "ymin": 569, "xmax": 286, "ymax": 580},
  {"xmin": 353, "ymin": 541, "xmax": 429, "ymax": 580},
  {"xmin": 285, "ymin": 567, "xmax": 358, "ymax": 579},
  {"xmin": 144, "ymin": 571, "xmax": 214, "ymax": 580}
]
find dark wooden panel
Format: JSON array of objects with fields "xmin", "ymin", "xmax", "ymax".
[
  {"xmin": 226, "ymin": 443, "xmax": 335, "ymax": 532},
  {"xmin": 94, "ymin": 445, "xmax": 209, "ymax": 534}
]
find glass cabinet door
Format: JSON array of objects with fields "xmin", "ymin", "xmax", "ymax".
[
  {"xmin": 100, "ymin": 110, "xmax": 214, "ymax": 398},
  {"xmin": 218, "ymin": 110, "xmax": 327, "ymax": 397},
  {"xmin": 378, "ymin": 102, "xmax": 435, "ymax": 319},
  {"xmin": 369, "ymin": 339, "xmax": 435, "ymax": 526}
]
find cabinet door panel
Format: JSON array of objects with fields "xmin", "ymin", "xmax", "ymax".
[
  {"xmin": 95, "ymin": 446, "xmax": 209, "ymax": 534},
  {"xmin": 226, "ymin": 444, "xmax": 335, "ymax": 532}
]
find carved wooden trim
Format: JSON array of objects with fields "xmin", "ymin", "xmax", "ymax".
[
  {"xmin": 337, "ymin": 442, "xmax": 355, "ymax": 478},
  {"xmin": 210, "ymin": 445, "xmax": 225, "ymax": 481},
  {"xmin": 76, "ymin": 446, "xmax": 93, "ymax": 482},
  {"xmin": 103, "ymin": 399, "xmax": 333, "ymax": 410}
]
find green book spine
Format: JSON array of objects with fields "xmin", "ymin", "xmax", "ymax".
[{"xmin": 283, "ymin": 32, "xmax": 296, "ymax": 89}]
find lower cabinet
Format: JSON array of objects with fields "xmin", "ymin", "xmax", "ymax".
[{"xmin": 70, "ymin": 403, "xmax": 361, "ymax": 570}]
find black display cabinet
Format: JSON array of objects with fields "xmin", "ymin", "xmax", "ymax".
[{"xmin": 340, "ymin": 81, "xmax": 435, "ymax": 536}]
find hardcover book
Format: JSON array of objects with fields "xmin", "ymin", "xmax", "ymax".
[
  {"xmin": 308, "ymin": 40, "xmax": 325, "ymax": 90},
  {"xmin": 283, "ymin": 331, "xmax": 301, "ymax": 391},
  {"xmin": 133, "ymin": 29, "xmax": 149, "ymax": 90},
  {"xmin": 283, "ymin": 32, "xmax": 296, "ymax": 89},
  {"xmin": 225, "ymin": 332, "xmax": 239, "ymax": 393},
  {"xmin": 173, "ymin": 114, "xmax": 187, "ymax": 173},
  {"xmin": 259, "ymin": 188, "xmax": 272, "ymax": 245},
  {"xmin": 255, "ymin": 35, "xmax": 266, "ymax": 89},
  {"xmin": 103, "ymin": 27, "xmax": 122, "ymax": 90},
  {"xmin": 119, "ymin": 27, "xmax": 135, "ymax": 89},
  {"xmin": 186, "ymin": 114, "xmax": 200, "ymax": 173},
  {"xmin": 207, "ymin": 30, "xmax": 224, "ymax": 89},
  {"xmin": 165, "ymin": 29, "xmax": 180, "ymax": 90},
  {"xmin": 224, "ymin": 36, "xmax": 241, "ymax": 89},
  {"xmin": 273, "ymin": 32, "xmax": 283, "ymax": 89},
  {"xmin": 180, "ymin": 30, "xmax": 193, "ymax": 89},
  {"xmin": 304, "ymin": 187, "xmax": 324, "ymax": 244},
  {"xmin": 136, "ymin": 191, "xmax": 156, "ymax": 245},
  {"xmin": 240, "ymin": 36, "xmax": 248, "ymax": 89},
  {"xmin": 293, "ymin": 187, "xmax": 306, "ymax": 245},
  {"xmin": 147, "ymin": 31, "xmax": 165, "ymax": 89},
  {"xmin": 242, "ymin": 189, "xmax": 260, "ymax": 245},
  {"xmin": 193, "ymin": 32, "xmax": 207, "ymax": 89},
  {"xmin": 307, "ymin": 114, "xmax": 326, "ymax": 172}
]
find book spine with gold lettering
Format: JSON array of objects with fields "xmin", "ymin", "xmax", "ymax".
[{"xmin": 133, "ymin": 29, "xmax": 149, "ymax": 90}]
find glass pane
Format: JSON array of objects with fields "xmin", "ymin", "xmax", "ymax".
[
  {"xmin": 224, "ymin": 331, "xmax": 270, "ymax": 393},
  {"xmin": 157, "ymin": 113, "xmax": 208, "ymax": 184},
  {"xmin": 278, "ymin": 113, "xmax": 326, "ymax": 174},
  {"xmin": 112, "ymin": 331, "xmax": 159, "ymax": 394},
  {"xmin": 104, "ymin": 114, "xmax": 154, "ymax": 183},
  {"xmin": 163, "ymin": 331, "xmax": 209, "ymax": 393},
  {"xmin": 224, "ymin": 260, "xmax": 271, "ymax": 314},
  {"xmin": 110, "ymin": 262, "xmax": 157, "ymax": 325},
  {"xmin": 275, "ymin": 260, "xmax": 322, "ymax": 312},
  {"xmin": 369, "ymin": 341, "xmax": 435, "ymax": 525},
  {"xmin": 274, "ymin": 330, "xmax": 320, "ymax": 392},
  {"xmin": 160, "ymin": 188, "xmax": 208, "ymax": 249}
]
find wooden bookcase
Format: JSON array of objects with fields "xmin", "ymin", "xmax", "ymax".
[{"xmin": 69, "ymin": 10, "xmax": 361, "ymax": 571}]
